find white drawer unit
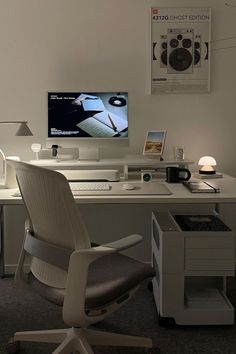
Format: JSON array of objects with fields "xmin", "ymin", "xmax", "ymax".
[{"xmin": 152, "ymin": 211, "xmax": 235, "ymax": 325}]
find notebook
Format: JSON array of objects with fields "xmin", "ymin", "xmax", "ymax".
[
  {"xmin": 192, "ymin": 172, "xmax": 223, "ymax": 179},
  {"xmin": 183, "ymin": 181, "xmax": 220, "ymax": 193}
]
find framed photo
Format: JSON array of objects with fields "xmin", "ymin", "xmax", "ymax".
[{"xmin": 143, "ymin": 130, "xmax": 166, "ymax": 156}]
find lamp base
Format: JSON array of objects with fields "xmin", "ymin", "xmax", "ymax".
[
  {"xmin": 193, "ymin": 172, "xmax": 223, "ymax": 179},
  {"xmin": 199, "ymin": 170, "xmax": 216, "ymax": 175}
]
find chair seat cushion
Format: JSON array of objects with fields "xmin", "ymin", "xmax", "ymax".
[{"xmin": 28, "ymin": 252, "xmax": 155, "ymax": 309}]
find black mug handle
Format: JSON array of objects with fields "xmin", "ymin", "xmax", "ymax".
[{"xmin": 179, "ymin": 168, "xmax": 191, "ymax": 181}]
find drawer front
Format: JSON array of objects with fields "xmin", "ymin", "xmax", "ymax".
[
  {"xmin": 185, "ymin": 259, "xmax": 234, "ymax": 271},
  {"xmin": 185, "ymin": 248, "xmax": 234, "ymax": 260},
  {"xmin": 185, "ymin": 236, "xmax": 234, "ymax": 271},
  {"xmin": 185, "ymin": 237, "xmax": 234, "ymax": 249}
]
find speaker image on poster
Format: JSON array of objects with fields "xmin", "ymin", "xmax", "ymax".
[
  {"xmin": 151, "ymin": 7, "xmax": 211, "ymax": 94},
  {"xmin": 167, "ymin": 28, "xmax": 194, "ymax": 74}
]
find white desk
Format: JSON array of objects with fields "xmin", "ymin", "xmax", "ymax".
[
  {"xmin": 2, "ymin": 173, "xmax": 234, "ymax": 204},
  {"xmin": 1, "ymin": 174, "xmax": 236, "ymax": 277}
]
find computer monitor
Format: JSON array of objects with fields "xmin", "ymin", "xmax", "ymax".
[{"xmin": 48, "ymin": 92, "xmax": 128, "ymax": 139}]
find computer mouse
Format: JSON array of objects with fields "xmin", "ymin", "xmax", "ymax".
[{"xmin": 122, "ymin": 183, "xmax": 135, "ymax": 190}]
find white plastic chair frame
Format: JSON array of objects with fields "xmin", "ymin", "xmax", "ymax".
[{"xmin": 8, "ymin": 161, "xmax": 153, "ymax": 354}]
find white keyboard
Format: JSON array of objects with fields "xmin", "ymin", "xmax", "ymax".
[{"xmin": 69, "ymin": 182, "xmax": 111, "ymax": 191}]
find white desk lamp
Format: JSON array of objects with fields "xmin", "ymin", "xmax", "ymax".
[
  {"xmin": 0, "ymin": 121, "xmax": 33, "ymax": 136},
  {"xmin": 198, "ymin": 156, "xmax": 216, "ymax": 175},
  {"xmin": 0, "ymin": 121, "xmax": 33, "ymax": 187}
]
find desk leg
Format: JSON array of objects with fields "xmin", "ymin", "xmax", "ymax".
[
  {"xmin": 0, "ymin": 205, "xmax": 5, "ymax": 278},
  {"xmin": 215, "ymin": 203, "xmax": 220, "ymax": 214}
]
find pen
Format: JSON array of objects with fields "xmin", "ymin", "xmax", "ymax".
[
  {"xmin": 108, "ymin": 113, "xmax": 117, "ymax": 132},
  {"xmin": 204, "ymin": 181, "xmax": 220, "ymax": 193}
]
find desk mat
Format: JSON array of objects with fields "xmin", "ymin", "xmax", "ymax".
[{"xmin": 72, "ymin": 182, "xmax": 172, "ymax": 196}]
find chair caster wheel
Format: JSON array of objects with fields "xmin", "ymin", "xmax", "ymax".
[
  {"xmin": 6, "ymin": 339, "xmax": 20, "ymax": 354},
  {"xmin": 158, "ymin": 314, "xmax": 175, "ymax": 327},
  {"xmin": 145, "ymin": 347, "xmax": 160, "ymax": 354}
]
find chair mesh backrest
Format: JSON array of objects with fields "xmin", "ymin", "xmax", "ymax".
[
  {"xmin": 11, "ymin": 161, "xmax": 91, "ymax": 252},
  {"xmin": 10, "ymin": 159, "xmax": 93, "ymax": 280}
]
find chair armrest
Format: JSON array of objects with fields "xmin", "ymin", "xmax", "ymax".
[
  {"xmin": 77, "ymin": 234, "xmax": 143, "ymax": 257},
  {"xmin": 63, "ymin": 234, "xmax": 143, "ymax": 327},
  {"xmin": 102, "ymin": 234, "xmax": 143, "ymax": 251}
]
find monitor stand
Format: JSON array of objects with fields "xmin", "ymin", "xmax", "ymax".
[{"xmin": 78, "ymin": 147, "xmax": 99, "ymax": 161}]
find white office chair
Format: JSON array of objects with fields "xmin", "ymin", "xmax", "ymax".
[{"xmin": 7, "ymin": 161, "xmax": 156, "ymax": 354}]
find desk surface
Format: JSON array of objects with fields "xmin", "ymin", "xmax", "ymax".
[{"xmin": 1, "ymin": 174, "xmax": 236, "ymax": 205}]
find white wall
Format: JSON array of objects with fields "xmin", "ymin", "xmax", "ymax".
[
  {"xmin": 0, "ymin": 0, "xmax": 235, "ymax": 174},
  {"xmin": 2, "ymin": 0, "xmax": 236, "ymax": 270}
]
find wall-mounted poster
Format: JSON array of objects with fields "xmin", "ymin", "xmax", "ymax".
[{"xmin": 151, "ymin": 7, "xmax": 211, "ymax": 94}]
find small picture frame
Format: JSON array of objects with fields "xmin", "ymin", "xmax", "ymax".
[{"xmin": 143, "ymin": 130, "xmax": 166, "ymax": 156}]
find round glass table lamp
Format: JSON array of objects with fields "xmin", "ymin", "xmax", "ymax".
[
  {"xmin": 198, "ymin": 156, "xmax": 216, "ymax": 174},
  {"xmin": 31, "ymin": 143, "xmax": 42, "ymax": 160}
]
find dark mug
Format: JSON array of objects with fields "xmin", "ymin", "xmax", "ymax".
[{"xmin": 166, "ymin": 166, "xmax": 191, "ymax": 183}]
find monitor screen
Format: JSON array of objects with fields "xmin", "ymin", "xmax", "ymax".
[{"xmin": 48, "ymin": 92, "xmax": 128, "ymax": 138}]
